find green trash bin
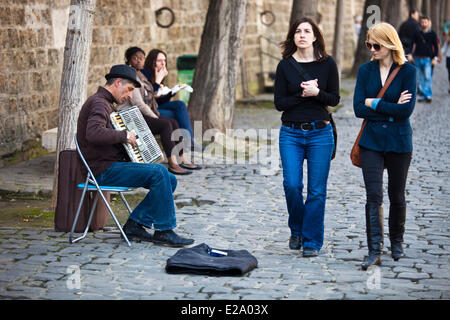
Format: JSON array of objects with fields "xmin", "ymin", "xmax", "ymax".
[{"xmin": 176, "ymin": 55, "xmax": 197, "ymax": 104}]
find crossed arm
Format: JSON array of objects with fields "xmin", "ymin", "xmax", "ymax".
[{"xmin": 353, "ymin": 66, "xmax": 416, "ymax": 121}]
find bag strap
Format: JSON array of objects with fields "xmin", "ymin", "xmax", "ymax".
[
  {"xmin": 288, "ymin": 56, "xmax": 314, "ymax": 81},
  {"xmin": 376, "ymin": 64, "xmax": 402, "ymax": 98}
]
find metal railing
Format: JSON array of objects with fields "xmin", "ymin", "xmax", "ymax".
[{"xmin": 258, "ymin": 35, "xmax": 281, "ymax": 92}]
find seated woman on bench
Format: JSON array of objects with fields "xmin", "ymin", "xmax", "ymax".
[
  {"xmin": 118, "ymin": 46, "xmax": 201, "ymax": 175},
  {"xmin": 142, "ymin": 49, "xmax": 204, "ymax": 151}
]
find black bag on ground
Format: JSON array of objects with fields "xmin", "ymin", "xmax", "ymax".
[
  {"xmin": 165, "ymin": 243, "xmax": 258, "ymax": 276},
  {"xmin": 54, "ymin": 149, "xmax": 109, "ymax": 232}
]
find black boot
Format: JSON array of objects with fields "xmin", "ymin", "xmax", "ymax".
[
  {"xmin": 389, "ymin": 205, "xmax": 406, "ymax": 261},
  {"xmin": 289, "ymin": 236, "xmax": 302, "ymax": 250},
  {"xmin": 362, "ymin": 203, "xmax": 384, "ymax": 270}
]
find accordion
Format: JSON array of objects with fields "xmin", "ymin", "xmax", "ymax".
[{"xmin": 110, "ymin": 106, "xmax": 163, "ymax": 163}]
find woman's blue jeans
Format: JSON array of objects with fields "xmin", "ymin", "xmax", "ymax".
[
  {"xmin": 279, "ymin": 123, "xmax": 334, "ymax": 251},
  {"xmin": 95, "ymin": 162, "xmax": 177, "ymax": 231},
  {"xmin": 158, "ymin": 100, "xmax": 194, "ymax": 139}
]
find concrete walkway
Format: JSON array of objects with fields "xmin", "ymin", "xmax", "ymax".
[{"xmin": 0, "ymin": 63, "xmax": 448, "ymax": 300}]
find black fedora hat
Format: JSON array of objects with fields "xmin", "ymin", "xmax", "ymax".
[{"xmin": 105, "ymin": 64, "xmax": 141, "ymax": 88}]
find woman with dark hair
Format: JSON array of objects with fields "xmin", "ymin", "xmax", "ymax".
[
  {"xmin": 118, "ymin": 46, "xmax": 200, "ymax": 175},
  {"xmin": 142, "ymin": 49, "xmax": 204, "ymax": 152},
  {"xmin": 274, "ymin": 17, "xmax": 340, "ymax": 257}
]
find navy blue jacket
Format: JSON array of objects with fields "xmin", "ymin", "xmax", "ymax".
[{"xmin": 353, "ymin": 61, "xmax": 416, "ymax": 153}]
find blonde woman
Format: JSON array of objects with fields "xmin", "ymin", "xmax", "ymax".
[{"xmin": 353, "ymin": 23, "xmax": 416, "ymax": 270}]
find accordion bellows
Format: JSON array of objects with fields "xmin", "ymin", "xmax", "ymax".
[{"xmin": 165, "ymin": 243, "xmax": 258, "ymax": 276}]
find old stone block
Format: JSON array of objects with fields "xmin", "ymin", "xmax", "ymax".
[
  {"xmin": 0, "ymin": 74, "xmax": 7, "ymax": 94},
  {"xmin": 36, "ymin": 28, "xmax": 53, "ymax": 47},
  {"xmin": 47, "ymin": 48, "xmax": 61, "ymax": 67},
  {"xmin": 33, "ymin": 49, "xmax": 48, "ymax": 68},
  {"xmin": 26, "ymin": 29, "xmax": 40, "ymax": 48},
  {"xmin": 31, "ymin": 71, "xmax": 44, "ymax": 91},
  {"xmin": 397, "ymin": 272, "xmax": 430, "ymax": 281},
  {"xmin": 7, "ymin": 28, "xmax": 22, "ymax": 48},
  {"xmin": 0, "ymin": 8, "xmax": 12, "ymax": 26}
]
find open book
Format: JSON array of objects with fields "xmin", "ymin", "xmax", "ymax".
[{"xmin": 156, "ymin": 84, "xmax": 193, "ymax": 97}]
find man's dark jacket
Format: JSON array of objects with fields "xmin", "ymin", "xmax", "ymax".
[
  {"xmin": 76, "ymin": 86, "xmax": 128, "ymax": 176},
  {"xmin": 398, "ymin": 17, "xmax": 421, "ymax": 55}
]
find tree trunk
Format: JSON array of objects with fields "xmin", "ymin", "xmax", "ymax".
[
  {"xmin": 409, "ymin": 0, "xmax": 423, "ymax": 11},
  {"xmin": 188, "ymin": 0, "xmax": 248, "ymax": 133},
  {"xmin": 440, "ymin": 0, "xmax": 449, "ymax": 37},
  {"xmin": 51, "ymin": 0, "xmax": 96, "ymax": 210},
  {"xmin": 382, "ymin": 0, "xmax": 402, "ymax": 29},
  {"xmin": 289, "ymin": 0, "xmax": 318, "ymax": 26},
  {"xmin": 446, "ymin": 0, "xmax": 450, "ymax": 22},
  {"xmin": 333, "ymin": 0, "xmax": 345, "ymax": 72},
  {"xmin": 350, "ymin": 0, "xmax": 382, "ymax": 77},
  {"xmin": 422, "ymin": 0, "xmax": 431, "ymax": 15},
  {"xmin": 429, "ymin": 0, "xmax": 442, "ymax": 34}
]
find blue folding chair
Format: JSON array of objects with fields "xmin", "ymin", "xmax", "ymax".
[{"xmin": 69, "ymin": 135, "xmax": 134, "ymax": 247}]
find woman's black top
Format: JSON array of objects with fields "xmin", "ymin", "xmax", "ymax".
[{"xmin": 274, "ymin": 55, "xmax": 340, "ymax": 123}]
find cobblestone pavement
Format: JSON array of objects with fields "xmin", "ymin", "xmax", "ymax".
[{"xmin": 0, "ymin": 63, "xmax": 448, "ymax": 300}]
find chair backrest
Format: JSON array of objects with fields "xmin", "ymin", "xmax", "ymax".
[{"xmin": 74, "ymin": 134, "xmax": 100, "ymax": 188}]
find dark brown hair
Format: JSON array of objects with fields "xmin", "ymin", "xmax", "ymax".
[
  {"xmin": 280, "ymin": 17, "xmax": 328, "ymax": 61},
  {"xmin": 143, "ymin": 49, "xmax": 167, "ymax": 84}
]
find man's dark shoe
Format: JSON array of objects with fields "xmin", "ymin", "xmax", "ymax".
[
  {"xmin": 417, "ymin": 96, "xmax": 426, "ymax": 102},
  {"xmin": 289, "ymin": 236, "xmax": 301, "ymax": 250},
  {"xmin": 425, "ymin": 98, "xmax": 432, "ymax": 103},
  {"xmin": 122, "ymin": 219, "xmax": 153, "ymax": 242},
  {"xmin": 153, "ymin": 230, "xmax": 194, "ymax": 247},
  {"xmin": 302, "ymin": 247, "xmax": 319, "ymax": 257}
]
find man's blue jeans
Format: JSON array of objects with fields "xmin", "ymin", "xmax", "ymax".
[
  {"xmin": 95, "ymin": 162, "xmax": 177, "ymax": 231},
  {"xmin": 279, "ymin": 123, "xmax": 334, "ymax": 251},
  {"xmin": 158, "ymin": 100, "xmax": 194, "ymax": 139},
  {"xmin": 415, "ymin": 57, "xmax": 432, "ymax": 99}
]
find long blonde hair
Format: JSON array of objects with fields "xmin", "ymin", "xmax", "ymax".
[{"xmin": 367, "ymin": 22, "xmax": 406, "ymax": 65}]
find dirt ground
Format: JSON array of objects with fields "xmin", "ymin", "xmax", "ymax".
[{"xmin": 0, "ymin": 190, "xmax": 146, "ymax": 229}]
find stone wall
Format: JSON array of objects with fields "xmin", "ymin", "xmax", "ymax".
[
  {"xmin": 3, "ymin": 0, "xmax": 407, "ymax": 159},
  {"xmin": 87, "ymin": 0, "xmax": 210, "ymax": 97},
  {"xmin": 0, "ymin": 0, "xmax": 68, "ymax": 157}
]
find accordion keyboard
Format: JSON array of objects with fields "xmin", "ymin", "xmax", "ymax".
[{"xmin": 110, "ymin": 106, "xmax": 163, "ymax": 163}]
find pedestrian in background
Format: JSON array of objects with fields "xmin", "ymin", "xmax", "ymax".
[
  {"xmin": 353, "ymin": 23, "xmax": 416, "ymax": 270},
  {"xmin": 275, "ymin": 17, "xmax": 340, "ymax": 257},
  {"xmin": 441, "ymin": 22, "xmax": 450, "ymax": 94},
  {"xmin": 398, "ymin": 9, "xmax": 421, "ymax": 56},
  {"xmin": 408, "ymin": 16, "xmax": 439, "ymax": 103}
]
